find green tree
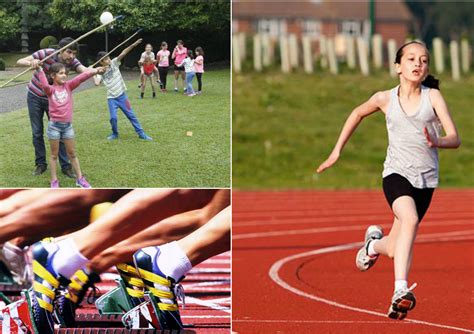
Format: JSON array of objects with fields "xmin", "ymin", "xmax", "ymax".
[
  {"xmin": 0, "ymin": 9, "xmax": 21, "ymax": 45},
  {"xmin": 48, "ymin": 0, "xmax": 230, "ymax": 33}
]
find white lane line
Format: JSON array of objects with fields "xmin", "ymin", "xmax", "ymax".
[
  {"xmin": 234, "ymin": 221, "xmax": 474, "ymax": 240},
  {"xmin": 185, "ymin": 280, "xmax": 231, "ymax": 288},
  {"xmin": 268, "ymin": 231, "xmax": 474, "ymax": 334},
  {"xmin": 182, "ymin": 315, "xmax": 230, "ymax": 319},
  {"xmin": 186, "ymin": 296, "xmax": 231, "ymax": 314}
]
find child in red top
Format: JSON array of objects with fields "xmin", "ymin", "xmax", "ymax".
[
  {"xmin": 140, "ymin": 56, "xmax": 156, "ymax": 99},
  {"xmin": 35, "ymin": 62, "xmax": 105, "ymax": 188}
]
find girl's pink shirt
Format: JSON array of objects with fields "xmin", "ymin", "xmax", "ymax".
[
  {"xmin": 175, "ymin": 47, "xmax": 187, "ymax": 65},
  {"xmin": 194, "ymin": 55, "xmax": 204, "ymax": 73},
  {"xmin": 37, "ymin": 69, "xmax": 94, "ymax": 122},
  {"xmin": 157, "ymin": 50, "xmax": 170, "ymax": 67}
]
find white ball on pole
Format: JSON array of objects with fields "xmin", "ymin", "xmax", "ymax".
[{"xmin": 100, "ymin": 11, "xmax": 113, "ymax": 25}]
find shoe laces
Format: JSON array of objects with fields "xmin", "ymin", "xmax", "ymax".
[{"xmin": 173, "ymin": 283, "xmax": 185, "ymax": 309}]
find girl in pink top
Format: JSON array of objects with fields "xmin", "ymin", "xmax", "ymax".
[
  {"xmin": 36, "ymin": 62, "xmax": 105, "ymax": 188},
  {"xmin": 171, "ymin": 40, "xmax": 187, "ymax": 92},
  {"xmin": 156, "ymin": 41, "xmax": 171, "ymax": 92},
  {"xmin": 194, "ymin": 47, "xmax": 205, "ymax": 94}
]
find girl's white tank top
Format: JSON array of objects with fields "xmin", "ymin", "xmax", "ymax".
[{"xmin": 382, "ymin": 85, "xmax": 440, "ymax": 188}]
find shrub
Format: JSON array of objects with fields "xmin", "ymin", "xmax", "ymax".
[
  {"xmin": 40, "ymin": 36, "xmax": 58, "ymax": 49},
  {"xmin": 0, "ymin": 58, "xmax": 5, "ymax": 71}
]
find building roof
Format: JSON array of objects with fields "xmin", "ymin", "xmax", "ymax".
[{"xmin": 232, "ymin": 0, "xmax": 413, "ymax": 22}]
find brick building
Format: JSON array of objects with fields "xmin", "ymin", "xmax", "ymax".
[{"xmin": 232, "ymin": 0, "xmax": 414, "ymax": 46}]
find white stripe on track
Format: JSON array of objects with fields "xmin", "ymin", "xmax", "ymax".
[
  {"xmin": 234, "ymin": 221, "xmax": 474, "ymax": 240},
  {"xmin": 186, "ymin": 296, "xmax": 231, "ymax": 314},
  {"xmin": 268, "ymin": 231, "xmax": 474, "ymax": 334},
  {"xmin": 233, "ymin": 319, "xmax": 413, "ymax": 324}
]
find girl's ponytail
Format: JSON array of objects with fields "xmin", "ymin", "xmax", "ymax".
[{"xmin": 422, "ymin": 74, "xmax": 440, "ymax": 90}]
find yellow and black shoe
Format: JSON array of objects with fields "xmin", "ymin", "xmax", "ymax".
[
  {"xmin": 55, "ymin": 268, "xmax": 101, "ymax": 327},
  {"xmin": 133, "ymin": 247, "xmax": 185, "ymax": 330},
  {"xmin": 30, "ymin": 239, "xmax": 67, "ymax": 334},
  {"xmin": 116, "ymin": 262, "xmax": 145, "ymax": 307}
]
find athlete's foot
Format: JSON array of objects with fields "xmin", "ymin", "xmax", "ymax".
[
  {"xmin": 55, "ymin": 269, "xmax": 101, "ymax": 327},
  {"xmin": 30, "ymin": 239, "xmax": 66, "ymax": 334},
  {"xmin": 388, "ymin": 283, "xmax": 417, "ymax": 320},
  {"xmin": 133, "ymin": 247, "xmax": 185, "ymax": 330},
  {"xmin": 107, "ymin": 134, "xmax": 119, "ymax": 140},
  {"xmin": 356, "ymin": 225, "xmax": 383, "ymax": 271},
  {"xmin": 0, "ymin": 242, "xmax": 32, "ymax": 286},
  {"xmin": 116, "ymin": 263, "xmax": 145, "ymax": 307}
]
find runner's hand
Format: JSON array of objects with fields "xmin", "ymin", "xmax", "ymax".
[
  {"xmin": 424, "ymin": 127, "xmax": 438, "ymax": 147},
  {"xmin": 316, "ymin": 151, "xmax": 340, "ymax": 173}
]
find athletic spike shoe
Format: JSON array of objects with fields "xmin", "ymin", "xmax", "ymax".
[
  {"xmin": 133, "ymin": 247, "xmax": 185, "ymax": 330},
  {"xmin": 30, "ymin": 239, "xmax": 69, "ymax": 334},
  {"xmin": 116, "ymin": 263, "xmax": 146, "ymax": 307},
  {"xmin": 356, "ymin": 225, "xmax": 383, "ymax": 271},
  {"xmin": 55, "ymin": 269, "xmax": 101, "ymax": 327},
  {"xmin": 0, "ymin": 242, "xmax": 32, "ymax": 286},
  {"xmin": 388, "ymin": 283, "xmax": 417, "ymax": 320}
]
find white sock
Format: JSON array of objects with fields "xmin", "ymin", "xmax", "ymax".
[
  {"xmin": 51, "ymin": 238, "xmax": 89, "ymax": 279},
  {"xmin": 155, "ymin": 241, "xmax": 192, "ymax": 282},
  {"xmin": 395, "ymin": 279, "xmax": 408, "ymax": 291},
  {"xmin": 367, "ymin": 239, "xmax": 379, "ymax": 256}
]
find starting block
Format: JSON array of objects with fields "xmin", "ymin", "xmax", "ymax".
[
  {"xmin": 95, "ymin": 277, "xmax": 135, "ymax": 315},
  {"xmin": 122, "ymin": 299, "xmax": 159, "ymax": 329},
  {"xmin": 0, "ymin": 290, "xmax": 37, "ymax": 333}
]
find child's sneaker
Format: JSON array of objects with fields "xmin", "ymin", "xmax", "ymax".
[
  {"xmin": 174, "ymin": 87, "xmax": 178, "ymax": 92},
  {"xmin": 50, "ymin": 179, "xmax": 59, "ymax": 188},
  {"xmin": 183, "ymin": 88, "xmax": 187, "ymax": 93},
  {"xmin": 356, "ymin": 225, "xmax": 383, "ymax": 271},
  {"xmin": 76, "ymin": 176, "xmax": 91, "ymax": 189},
  {"xmin": 153, "ymin": 92, "xmax": 156, "ymax": 98},
  {"xmin": 107, "ymin": 133, "xmax": 119, "ymax": 140},
  {"xmin": 133, "ymin": 247, "xmax": 185, "ymax": 330},
  {"xmin": 388, "ymin": 283, "xmax": 417, "ymax": 320},
  {"xmin": 138, "ymin": 133, "xmax": 153, "ymax": 141},
  {"xmin": 55, "ymin": 269, "xmax": 101, "ymax": 327},
  {"xmin": 188, "ymin": 92, "xmax": 196, "ymax": 97},
  {"xmin": 30, "ymin": 239, "xmax": 65, "ymax": 334}
]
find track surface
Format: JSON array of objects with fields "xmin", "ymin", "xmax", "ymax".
[{"xmin": 232, "ymin": 190, "xmax": 474, "ymax": 334}]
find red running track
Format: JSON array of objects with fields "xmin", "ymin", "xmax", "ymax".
[{"xmin": 232, "ymin": 190, "xmax": 474, "ymax": 334}]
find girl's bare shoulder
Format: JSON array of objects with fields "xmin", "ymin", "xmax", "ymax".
[{"xmin": 370, "ymin": 89, "xmax": 391, "ymax": 112}]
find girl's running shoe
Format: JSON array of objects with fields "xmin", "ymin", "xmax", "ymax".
[
  {"xmin": 76, "ymin": 176, "xmax": 91, "ymax": 189},
  {"xmin": 356, "ymin": 225, "xmax": 383, "ymax": 271},
  {"xmin": 388, "ymin": 283, "xmax": 417, "ymax": 320}
]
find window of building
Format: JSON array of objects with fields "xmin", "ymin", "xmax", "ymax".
[
  {"xmin": 257, "ymin": 19, "xmax": 287, "ymax": 37},
  {"xmin": 341, "ymin": 21, "xmax": 361, "ymax": 37},
  {"xmin": 301, "ymin": 19, "xmax": 322, "ymax": 39}
]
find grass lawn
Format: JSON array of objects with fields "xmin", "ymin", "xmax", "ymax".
[
  {"xmin": 233, "ymin": 70, "xmax": 473, "ymax": 189},
  {"xmin": 0, "ymin": 69, "xmax": 230, "ymax": 188}
]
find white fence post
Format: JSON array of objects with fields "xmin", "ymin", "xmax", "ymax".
[
  {"xmin": 279, "ymin": 35, "xmax": 291, "ymax": 73},
  {"xmin": 238, "ymin": 33, "xmax": 246, "ymax": 62},
  {"xmin": 387, "ymin": 39, "xmax": 397, "ymax": 78},
  {"xmin": 232, "ymin": 34, "xmax": 241, "ymax": 73},
  {"xmin": 432, "ymin": 37, "xmax": 444, "ymax": 74},
  {"xmin": 346, "ymin": 36, "xmax": 356, "ymax": 69},
  {"xmin": 319, "ymin": 36, "xmax": 328, "ymax": 69},
  {"xmin": 461, "ymin": 39, "xmax": 471, "ymax": 73},
  {"xmin": 302, "ymin": 35, "xmax": 314, "ymax": 74},
  {"xmin": 372, "ymin": 34, "xmax": 383, "ymax": 69},
  {"xmin": 450, "ymin": 40, "xmax": 461, "ymax": 81},
  {"xmin": 327, "ymin": 38, "xmax": 338, "ymax": 74},
  {"xmin": 289, "ymin": 33, "xmax": 299, "ymax": 68},
  {"xmin": 357, "ymin": 37, "xmax": 370, "ymax": 76},
  {"xmin": 253, "ymin": 34, "xmax": 262, "ymax": 72}
]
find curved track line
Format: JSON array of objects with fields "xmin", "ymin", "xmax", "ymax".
[{"xmin": 268, "ymin": 232, "xmax": 474, "ymax": 334}]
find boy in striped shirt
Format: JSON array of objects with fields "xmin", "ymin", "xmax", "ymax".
[{"xmin": 94, "ymin": 39, "xmax": 152, "ymax": 141}]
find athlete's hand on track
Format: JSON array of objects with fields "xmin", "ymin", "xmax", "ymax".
[
  {"xmin": 316, "ymin": 151, "xmax": 340, "ymax": 173},
  {"xmin": 423, "ymin": 127, "xmax": 438, "ymax": 148}
]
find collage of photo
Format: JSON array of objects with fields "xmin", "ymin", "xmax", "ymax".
[{"xmin": 0, "ymin": 1, "xmax": 473, "ymax": 333}]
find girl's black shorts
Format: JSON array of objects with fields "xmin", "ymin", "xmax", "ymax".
[{"xmin": 382, "ymin": 173, "xmax": 435, "ymax": 222}]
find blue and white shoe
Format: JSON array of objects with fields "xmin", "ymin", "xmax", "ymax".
[
  {"xmin": 30, "ymin": 239, "xmax": 65, "ymax": 334},
  {"xmin": 107, "ymin": 133, "xmax": 119, "ymax": 140},
  {"xmin": 133, "ymin": 247, "xmax": 185, "ymax": 330}
]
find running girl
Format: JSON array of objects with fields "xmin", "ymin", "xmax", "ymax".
[
  {"xmin": 177, "ymin": 50, "xmax": 196, "ymax": 97},
  {"xmin": 140, "ymin": 56, "xmax": 156, "ymax": 99},
  {"xmin": 171, "ymin": 40, "xmax": 187, "ymax": 92},
  {"xmin": 35, "ymin": 62, "xmax": 106, "ymax": 188},
  {"xmin": 194, "ymin": 46, "xmax": 204, "ymax": 94},
  {"xmin": 316, "ymin": 41, "xmax": 460, "ymax": 320},
  {"xmin": 156, "ymin": 41, "xmax": 170, "ymax": 92}
]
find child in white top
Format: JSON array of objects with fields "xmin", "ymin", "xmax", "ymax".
[
  {"xmin": 177, "ymin": 50, "xmax": 196, "ymax": 97},
  {"xmin": 138, "ymin": 43, "xmax": 159, "ymax": 87}
]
